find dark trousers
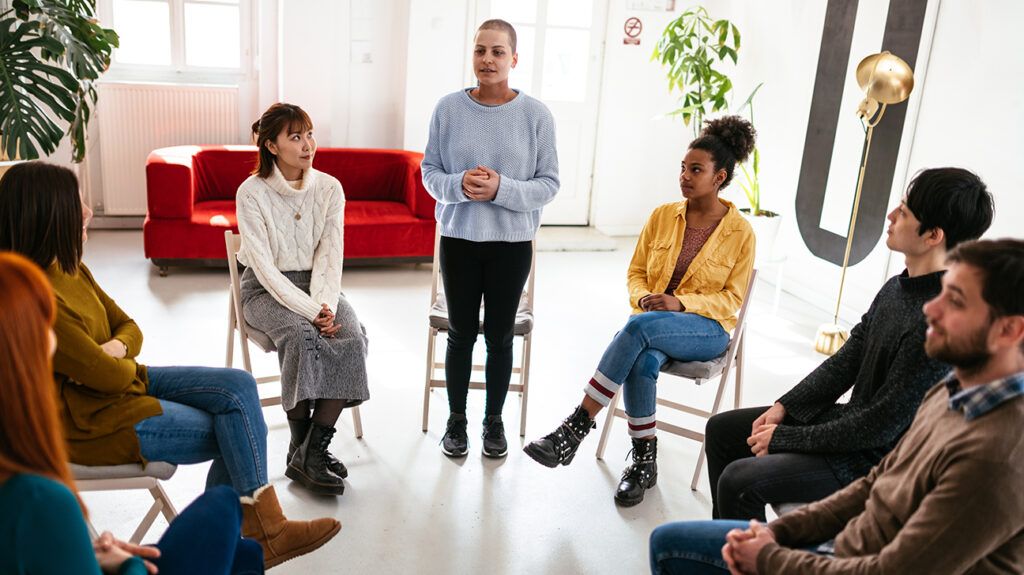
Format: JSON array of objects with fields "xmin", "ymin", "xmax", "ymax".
[
  {"xmin": 153, "ymin": 485, "xmax": 263, "ymax": 574},
  {"xmin": 440, "ymin": 236, "xmax": 532, "ymax": 416},
  {"xmin": 705, "ymin": 407, "xmax": 842, "ymax": 521}
]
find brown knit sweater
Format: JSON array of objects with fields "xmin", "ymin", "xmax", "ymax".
[
  {"xmin": 47, "ymin": 264, "xmax": 162, "ymax": 466},
  {"xmin": 758, "ymin": 381, "xmax": 1024, "ymax": 574}
]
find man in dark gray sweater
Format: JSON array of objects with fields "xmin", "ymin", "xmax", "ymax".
[{"xmin": 705, "ymin": 168, "xmax": 994, "ymax": 521}]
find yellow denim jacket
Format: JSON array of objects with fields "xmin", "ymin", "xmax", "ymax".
[{"xmin": 627, "ymin": 199, "xmax": 755, "ymax": 331}]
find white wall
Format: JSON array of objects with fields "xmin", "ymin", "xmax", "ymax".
[
  {"xmin": 579, "ymin": 0, "xmax": 1024, "ymax": 323},
  {"xmin": 279, "ymin": 0, "xmax": 409, "ymax": 148}
]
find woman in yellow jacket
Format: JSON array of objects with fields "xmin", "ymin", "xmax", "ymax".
[{"xmin": 525, "ymin": 116, "xmax": 756, "ymax": 507}]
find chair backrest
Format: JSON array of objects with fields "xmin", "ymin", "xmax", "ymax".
[
  {"xmin": 429, "ymin": 229, "xmax": 537, "ymax": 311},
  {"xmin": 225, "ymin": 231, "xmax": 251, "ymax": 344}
]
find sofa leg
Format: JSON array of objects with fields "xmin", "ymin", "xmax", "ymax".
[{"xmin": 158, "ymin": 266, "xmax": 168, "ymax": 277}]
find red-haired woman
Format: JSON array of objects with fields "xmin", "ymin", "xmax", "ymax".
[
  {"xmin": 0, "ymin": 252, "xmax": 263, "ymax": 574},
  {"xmin": 0, "ymin": 162, "xmax": 339, "ymax": 569},
  {"xmin": 235, "ymin": 103, "xmax": 369, "ymax": 496}
]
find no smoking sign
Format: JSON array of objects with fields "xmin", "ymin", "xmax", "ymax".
[{"xmin": 623, "ymin": 17, "xmax": 642, "ymax": 45}]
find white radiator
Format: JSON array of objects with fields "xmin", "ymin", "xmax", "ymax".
[{"xmin": 96, "ymin": 83, "xmax": 240, "ymax": 215}]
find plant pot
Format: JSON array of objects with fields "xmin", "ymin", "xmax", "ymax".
[{"xmin": 740, "ymin": 208, "xmax": 782, "ymax": 267}]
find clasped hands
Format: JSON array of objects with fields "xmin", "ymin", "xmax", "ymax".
[
  {"xmin": 722, "ymin": 520, "xmax": 776, "ymax": 575},
  {"xmin": 313, "ymin": 303, "xmax": 342, "ymax": 337},
  {"xmin": 747, "ymin": 402, "xmax": 785, "ymax": 457},
  {"xmin": 94, "ymin": 530, "xmax": 160, "ymax": 574},
  {"xmin": 462, "ymin": 166, "xmax": 500, "ymax": 201},
  {"xmin": 638, "ymin": 293, "xmax": 683, "ymax": 312}
]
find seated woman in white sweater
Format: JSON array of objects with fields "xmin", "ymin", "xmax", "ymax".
[{"xmin": 236, "ymin": 103, "xmax": 369, "ymax": 496}]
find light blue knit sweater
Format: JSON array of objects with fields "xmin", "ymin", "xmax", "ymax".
[{"xmin": 421, "ymin": 89, "xmax": 560, "ymax": 242}]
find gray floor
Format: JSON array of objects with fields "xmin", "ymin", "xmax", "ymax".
[{"xmin": 80, "ymin": 230, "xmax": 833, "ymax": 574}]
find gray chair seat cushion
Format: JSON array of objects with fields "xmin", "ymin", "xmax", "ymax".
[
  {"xmin": 429, "ymin": 292, "xmax": 534, "ymax": 335},
  {"xmin": 660, "ymin": 346, "xmax": 732, "ymax": 381},
  {"xmin": 245, "ymin": 324, "xmax": 276, "ymax": 352},
  {"xmin": 70, "ymin": 462, "xmax": 178, "ymax": 481}
]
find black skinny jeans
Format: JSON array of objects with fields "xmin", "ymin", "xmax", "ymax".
[
  {"xmin": 705, "ymin": 406, "xmax": 843, "ymax": 521},
  {"xmin": 440, "ymin": 236, "xmax": 532, "ymax": 416}
]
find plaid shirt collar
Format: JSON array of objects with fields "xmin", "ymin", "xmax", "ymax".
[{"xmin": 944, "ymin": 371, "xmax": 1024, "ymax": 421}]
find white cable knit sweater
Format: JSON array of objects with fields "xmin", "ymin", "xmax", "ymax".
[{"xmin": 235, "ymin": 163, "xmax": 345, "ymax": 321}]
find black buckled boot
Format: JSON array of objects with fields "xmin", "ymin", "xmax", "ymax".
[
  {"xmin": 523, "ymin": 405, "xmax": 596, "ymax": 468},
  {"xmin": 286, "ymin": 422, "xmax": 345, "ymax": 495},
  {"xmin": 288, "ymin": 419, "xmax": 348, "ymax": 479},
  {"xmin": 615, "ymin": 437, "xmax": 658, "ymax": 507}
]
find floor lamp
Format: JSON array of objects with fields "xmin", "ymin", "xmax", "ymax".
[{"xmin": 814, "ymin": 51, "xmax": 915, "ymax": 355}]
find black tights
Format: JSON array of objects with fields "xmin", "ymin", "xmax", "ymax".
[
  {"xmin": 439, "ymin": 236, "xmax": 532, "ymax": 416},
  {"xmin": 286, "ymin": 399, "xmax": 345, "ymax": 427}
]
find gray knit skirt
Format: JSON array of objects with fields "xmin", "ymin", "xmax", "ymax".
[{"xmin": 239, "ymin": 267, "xmax": 370, "ymax": 411}]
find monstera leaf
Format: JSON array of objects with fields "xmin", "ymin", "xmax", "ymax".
[{"xmin": 0, "ymin": 1, "xmax": 116, "ymax": 162}]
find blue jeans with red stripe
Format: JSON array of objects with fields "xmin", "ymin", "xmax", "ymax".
[{"xmin": 584, "ymin": 312, "xmax": 729, "ymax": 437}]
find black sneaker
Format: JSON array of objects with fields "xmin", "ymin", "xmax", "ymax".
[
  {"xmin": 441, "ymin": 413, "xmax": 469, "ymax": 457},
  {"xmin": 481, "ymin": 415, "xmax": 508, "ymax": 458}
]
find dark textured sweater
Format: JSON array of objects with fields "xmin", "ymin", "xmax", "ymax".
[{"xmin": 769, "ymin": 270, "xmax": 949, "ymax": 485}]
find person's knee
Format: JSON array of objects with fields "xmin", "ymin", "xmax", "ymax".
[
  {"xmin": 705, "ymin": 411, "xmax": 731, "ymax": 443},
  {"xmin": 718, "ymin": 459, "xmax": 758, "ymax": 499},
  {"xmin": 483, "ymin": 330, "xmax": 514, "ymax": 354}
]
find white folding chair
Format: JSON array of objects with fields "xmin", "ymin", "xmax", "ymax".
[
  {"xmin": 225, "ymin": 231, "xmax": 363, "ymax": 437},
  {"xmin": 72, "ymin": 462, "xmax": 178, "ymax": 544},
  {"xmin": 422, "ymin": 231, "xmax": 536, "ymax": 437},
  {"xmin": 595, "ymin": 270, "xmax": 758, "ymax": 490}
]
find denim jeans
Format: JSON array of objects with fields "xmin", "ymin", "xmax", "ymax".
[
  {"xmin": 649, "ymin": 520, "xmax": 748, "ymax": 574},
  {"xmin": 135, "ymin": 366, "xmax": 268, "ymax": 496},
  {"xmin": 153, "ymin": 485, "xmax": 263, "ymax": 574},
  {"xmin": 585, "ymin": 312, "xmax": 729, "ymax": 437},
  {"xmin": 649, "ymin": 520, "xmax": 833, "ymax": 574}
]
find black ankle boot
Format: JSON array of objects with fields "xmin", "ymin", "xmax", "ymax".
[
  {"xmin": 288, "ymin": 418, "xmax": 348, "ymax": 479},
  {"xmin": 523, "ymin": 404, "xmax": 596, "ymax": 468},
  {"xmin": 615, "ymin": 437, "xmax": 658, "ymax": 507},
  {"xmin": 286, "ymin": 422, "xmax": 345, "ymax": 495}
]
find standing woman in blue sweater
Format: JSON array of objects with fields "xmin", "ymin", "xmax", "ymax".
[{"xmin": 422, "ymin": 19, "xmax": 559, "ymax": 458}]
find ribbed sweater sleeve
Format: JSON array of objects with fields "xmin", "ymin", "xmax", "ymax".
[
  {"xmin": 235, "ymin": 185, "xmax": 322, "ymax": 321},
  {"xmin": 777, "ymin": 311, "xmax": 870, "ymax": 424},
  {"xmin": 309, "ymin": 180, "xmax": 345, "ymax": 312}
]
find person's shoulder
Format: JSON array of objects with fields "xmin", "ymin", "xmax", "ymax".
[
  {"xmin": 436, "ymin": 90, "xmax": 469, "ymax": 109},
  {"xmin": 519, "ymin": 93, "xmax": 554, "ymax": 119},
  {"xmin": 311, "ymin": 170, "xmax": 344, "ymax": 198},
  {"xmin": 1, "ymin": 474, "xmax": 81, "ymax": 515},
  {"xmin": 646, "ymin": 202, "xmax": 683, "ymax": 224},
  {"xmin": 237, "ymin": 174, "xmax": 267, "ymax": 196}
]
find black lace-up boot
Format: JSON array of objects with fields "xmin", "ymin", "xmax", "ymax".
[
  {"xmin": 482, "ymin": 415, "xmax": 508, "ymax": 458},
  {"xmin": 615, "ymin": 437, "xmax": 658, "ymax": 507},
  {"xmin": 288, "ymin": 419, "xmax": 348, "ymax": 479},
  {"xmin": 441, "ymin": 413, "xmax": 469, "ymax": 457},
  {"xmin": 286, "ymin": 423, "xmax": 345, "ymax": 495},
  {"xmin": 523, "ymin": 405, "xmax": 596, "ymax": 467}
]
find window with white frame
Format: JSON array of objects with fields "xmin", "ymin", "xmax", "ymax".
[{"xmin": 99, "ymin": 0, "xmax": 251, "ymax": 83}]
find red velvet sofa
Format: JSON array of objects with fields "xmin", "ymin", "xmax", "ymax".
[{"xmin": 143, "ymin": 145, "xmax": 436, "ymax": 271}]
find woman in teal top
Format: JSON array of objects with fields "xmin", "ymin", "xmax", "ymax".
[{"xmin": 0, "ymin": 252, "xmax": 263, "ymax": 574}]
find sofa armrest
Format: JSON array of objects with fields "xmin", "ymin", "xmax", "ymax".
[
  {"xmin": 146, "ymin": 146, "xmax": 200, "ymax": 220},
  {"xmin": 401, "ymin": 151, "xmax": 435, "ymax": 220}
]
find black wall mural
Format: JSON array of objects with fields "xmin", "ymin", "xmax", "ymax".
[{"xmin": 795, "ymin": 0, "xmax": 929, "ymax": 266}]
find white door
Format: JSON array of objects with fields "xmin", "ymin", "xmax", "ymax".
[{"xmin": 477, "ymin": 0, "xmax": 608, "ymax": 225}]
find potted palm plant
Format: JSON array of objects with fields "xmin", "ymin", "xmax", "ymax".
[
  {"xmin": 0, "ymin": 0, "xmax": 118, "ymax": 173},
  {"xmin": 733, "ymin": 82, "xmax": 782, "ymax": 264},
  {"xmin": 654, "ymin": 6, "xmax": 780, "ymax": 263}
]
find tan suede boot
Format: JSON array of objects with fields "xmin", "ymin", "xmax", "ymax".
[{"xmin": 241, "ymin": 484, "xmax": 341, "ymax": 569}]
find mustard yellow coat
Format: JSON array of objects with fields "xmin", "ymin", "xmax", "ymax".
[{"xmin": 627, "ymin": 199, "xmax": 756, "ymax": 332}]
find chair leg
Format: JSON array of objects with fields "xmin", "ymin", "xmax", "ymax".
[
  {"xmin": 152, "ymin": 481, "xmax": 178, "ymax": 521},
  {"xmin": 690, "ymin": 443, "xmax": 708, "ymax": 491},
  {"xmin": 422, "ymin": 327, "xmax": 437, "ymax": 432},
  {"xmin": 226, "ymin": 294, "xmax": 236, "ymax": 368},
  {"xmin": 519, "ymin": 333, "xmax": 533, "ymax": 437},
  {"xmin": 595, "ymin": 391, "xmax": 621, "ymax": 460},
  {"xmin": 734, "ymin": 337, "xmax": 745, "ymax": 409},
  {"xmin": 351, "ymin": 405, "xmax": 364, "ymax": 439}
]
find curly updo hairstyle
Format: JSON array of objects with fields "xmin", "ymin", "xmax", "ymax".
[{"xmin": 689, "ymin": 115, "xmax": 757, "ymax": 189}]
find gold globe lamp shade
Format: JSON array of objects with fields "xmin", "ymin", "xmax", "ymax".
[{"xmin": 814, "ymin": 52, "xmax": 915, "ymax": 356}]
